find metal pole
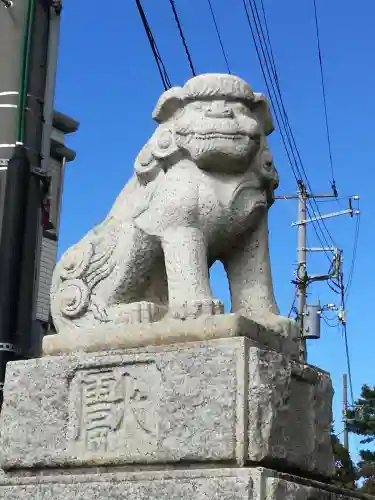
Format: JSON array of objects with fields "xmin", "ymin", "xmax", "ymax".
[
  {"xmin": 0, "ymin": 0, "xmax": 29, "ymax": 208},
  {"xmin": 0, "ymin": 0, "xmax": 59, "ymax": 399},
  {"xmin": 0, "ymin": 0, "xmax": 31, "ymax": 404},
  {"xmin": 0, "ymin": 147, "xmax": 30, "ymax": 404},
  {"xmin": 297, "ymin": 181, "xmax": 307, "ymax": 360},
  {"xmin": 343, "ymin": 373, "xmax": 349, "ymax": 451},
  {"xmin": 15, "ymin": 0, "xmax": 52, "ymax": 359}
]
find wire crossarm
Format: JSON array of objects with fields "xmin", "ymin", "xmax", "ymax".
[{"xmin": 292, "ymin": 208, "xmax": 360, "ymax": 227}]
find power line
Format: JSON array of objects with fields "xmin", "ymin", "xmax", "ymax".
[
  {"xmin": 345, "ymin": 204, "xmax": 361, "ymax": 301},
  {"xmin": 258, "ymin": 0, "xmax": 278, "ymax": 82},
  {"xmin": 243, "ymin": 2, "xmax": 320, "ymax": 193},
  {"xmin": 321, "ymin": 315, "xmax": 339, "ymax": 328},
  {"xmin": 250, "ymin": 0, "xmax": 340, "ymax": 258},
  {"xmin": 242, "ymin": 0, "xmax": 337, "ymax": 260},
  {"xmin": 288, "ymin": 291, "xmax": 297, "ymax": 318},
  {"xmin": 206, "ymin": 0, "xmax": 231, "ymax": 74},
  {"xmin": 245, "ymin": 0, "xmax": 325, "ymax": 193},
  {"xmin": 241, "ymin": 0, "xmax": 324, "ymax": 259},
  {"xmin": 243, "ymin": 0, "xmax": 300, "ymax": 177},
  {"xmin": 328, "ymin": 278, "xmax": 340, "ymax": 294},
  {"xmin": 312, "ymin": 0, "xmax": 336, "ymax": 187},
  {"xmin": 341, "ymin": 321, "xmax": 354, "ymax": 405},
  {"xmin": 259, "ymin": 1, "xmax": 337, "ymax": 255},
  {"xmin": 243, "ymin": 0, "xmax": 357, "ymax": 395},
  {"xmin": 241, "ymin": 0, "xmax": 298, "ymax": 180},
  {"xmin": 338, "ymin": 269, "xmax": 355, "ymax": 405},
  {"xmin": 168, "ymin": 0, "xmax": 196, "ymax": 76},
  {"xmin": 135, "ymin": 0, "xmax": 172, "ymax": 90}
]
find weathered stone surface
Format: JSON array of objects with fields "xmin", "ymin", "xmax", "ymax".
[
  {"xmin": 0, "ymin": 467, "xmax": 367, "ymax": 500},
  {"xmin": 0, "ymin": 340, "xmax": 239, "ymax": 469},
  {"xmin": 50, "ymin": 73, "xmax": 297, "ymax": 345},
  {"xmin": 0, "ymin": 469, "xmax": 252, "ymax": 500},
  {"xmin": 0, "ymin": 338, "xmax": 333, "ymax": 477},
  {"xmin": 42, "ymin": 313, "xmax": 299, "ymax": 358},
  {"xmin": 248, "ymin": 347, "xmax": 334, "ymax": 475}
]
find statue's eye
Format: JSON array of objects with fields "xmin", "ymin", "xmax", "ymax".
[
  {"xmin": 192, "ymin": 102, "xmax": 205, "ymax": 111},
  {"xmin": 232, "ymin": 102, "xmax": 251, "ymax": 116},
  {"xmin": 263, "ymin": 161, "xmax": 273, "ymax": 172}
]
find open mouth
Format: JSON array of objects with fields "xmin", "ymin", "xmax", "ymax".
[{"xmin": 179, "ymin": 131, "xmax": 249, "ymax": 140}]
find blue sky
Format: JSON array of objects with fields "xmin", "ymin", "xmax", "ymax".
[{"xmin": 55, "ymin": 0, "xmax": 374, "ymax": 457}]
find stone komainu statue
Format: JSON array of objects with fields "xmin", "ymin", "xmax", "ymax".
[{"xmin": 51, "ymin": 74, "xmax": 294, "ymax": 336}]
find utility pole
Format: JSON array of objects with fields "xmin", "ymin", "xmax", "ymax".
[
  {"xmin": 275, "ymin": 184, "xmax": 359, "ymax": 361},
  {"xmin": 297, "ymin": 181, "xmax": 308, "ymax": 359},
  {"xmin": 0, "ymin": 0, "xmax": 62, "ymax": 404},
  {"xmin": 343, "ymin": 373, "xmax": 349, "ymax": 451}
]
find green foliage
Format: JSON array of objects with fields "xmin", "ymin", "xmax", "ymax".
[
  {"xmin": 356, "ymin": 449, "xmax": 375, "ymax": 494},
  {"xmin": 331, "ymin": 430, "xmax": 357, "ymax": 489},
  {"xmin": 347, "ymin": 384, "xmax": 375, "ymax": 493},
  {"xmin": 360, "ymin": 477, "xmax": 375, "ymax": 495},
  {"xmin": 347, "ymin": 385, "xmax": 375, "ymax": 442}
]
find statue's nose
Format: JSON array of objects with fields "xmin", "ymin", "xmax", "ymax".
[{"xmin": 205, "ymin": 103, "xmax": 234, "ymax": 118}]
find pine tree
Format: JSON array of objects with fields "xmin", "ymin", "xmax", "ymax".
[
  {"xmin": 357, "ymin": 450, "xmax": 375, "ymax": 494},
  {"xmin": 331, "ymin": 430, "xmax": 357, "ymax": 489},
  {"xmin": 347, "ymin": 384, "xmax": 375, "ymax": 493}
]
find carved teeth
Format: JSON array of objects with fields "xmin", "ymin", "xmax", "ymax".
[{"xmin": 179, "ymin": 132, "xmax": 247, "ymax": 140}]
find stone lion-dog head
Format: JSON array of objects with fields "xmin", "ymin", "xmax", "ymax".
[{"xmin": 134, "ymin": 73, "xmax": 278, "ymax": 201}]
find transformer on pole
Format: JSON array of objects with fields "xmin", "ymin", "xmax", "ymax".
[
  {"xmin": 275, "ymin": 185, "xmax": 359, "ymax": 361},
  {"xmin": 302, "ymin": 304, "xmax": 321, "ymax": 340}
]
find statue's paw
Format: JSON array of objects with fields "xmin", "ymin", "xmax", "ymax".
[
  {"xmin": 239, "ymin": 309, "xmax": 298, "ymax": 339},
  {"xmin": 170, "ymin": 298, "xmax": 224, "ymax": 320},
  {"xmin": 114, "ymin": 301, "xmax": 168, "ymax": 325}
]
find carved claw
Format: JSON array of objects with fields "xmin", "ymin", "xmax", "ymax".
[
  {"xmin": 170, "ymin": 298, "xmax": 224, "ymax": 320},
  {"xmin": 90, "ymin": 294, "xmax": 109, "ymax": 322}
]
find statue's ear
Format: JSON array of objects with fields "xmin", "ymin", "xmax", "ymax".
[
  {"xmin": 252, "ymin": 93, "xmax": 274, "ymax": 136},
  {"xmin": 135, "ymin": 142, "xmax": 161, "ymax": 185},
  {"xmin": 135, "ymin": 125, "xmax": 179, "ymax": 184}
]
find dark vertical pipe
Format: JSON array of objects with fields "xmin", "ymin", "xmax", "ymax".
[
  {"xmin": 0, "ymin": 146, "xmax": 30, "ymax": 404},
  {"xmin": 16, "ymin": 0, "xmax": 50, "ymax": 359},
  {"xmin": 0, "ymin": 0, "xmax": 54, "ymax": 403}
]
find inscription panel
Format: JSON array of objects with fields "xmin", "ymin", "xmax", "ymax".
[
  {"xmin": 69, "ymin": 362, "xmax": 161, "ymax": 461},
  {"xmin": 0, "ymin": 340, "xmax": 240, "ymax": 469}
]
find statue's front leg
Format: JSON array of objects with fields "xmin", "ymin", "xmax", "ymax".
[
  {"xmin": 223, "ymin": 215, "xmax": 296, "ymax": 338},
  {"xmin": 162, "ymin": 227, "xmax": 224, "ymax": 319}
]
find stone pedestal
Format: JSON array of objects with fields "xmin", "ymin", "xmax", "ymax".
[
  {"xmin": 0, "ymin": 325, "xmax": 368, "ymax": 499},
  {"xmin": 0, "ymin": 467, "xmax": 367, "ymax": 499},
  {"xmin": 0, "ymin": 336, "xmax": 332, "ymax": 474}
]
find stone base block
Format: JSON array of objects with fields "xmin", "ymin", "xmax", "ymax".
[
  {"xmin": 42, "ymin": 313, "xmax": 299, "ymax": 358},
  {"xmin": 0, "ymin": 467, "xmax": 366, "ymax": 499},
  {"xmin": 0, "ymin": 337, "xmax": 334, "ymax": 477}
]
